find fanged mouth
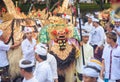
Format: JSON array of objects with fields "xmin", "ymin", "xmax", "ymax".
[{"xmin": 59, "ymin": 36, "xmax": 65, "ymax": 39}]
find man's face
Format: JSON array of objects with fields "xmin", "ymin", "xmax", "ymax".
[
  {"xmin": 88, "ymin": 18, "xmax": 92, "ymax": 23},
  {"xmin": 106, "ymin": 37, "xmax": 112, "ymax": 44},
  {"xmin": 83, "ymin": 75, "xmax": 96, "ymax": 82},
  {"xmin": 26, "ymin": 32, "xmax": 32, "ymax": 39},
  {"xmin": 105, "ymin": 24, "xmax": 112, "ymax": 32},
  {"xmin": 93, "ymin": 22, "xmax": 97, "ymax": 27},
  {"xmin": 82, "ymin": 36, "xmax": 89, "ymax": 43}
]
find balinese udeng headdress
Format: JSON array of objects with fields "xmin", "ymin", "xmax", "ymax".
[{"xmin": 82, "ymin": 58, "xmax": 102, "ymax": 78}]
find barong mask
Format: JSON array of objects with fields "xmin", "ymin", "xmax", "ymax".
[{"xmin": 51, "ymin": 28, "xmax": 70, "ymax": 50}]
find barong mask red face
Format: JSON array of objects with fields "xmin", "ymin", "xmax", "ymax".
[
  {"xmin": 51, "ymin": 28, "xmax": 70, "ymax": 50},
  {"xmin": 51, "ymin": 28, "xmax": 69, "ymax": 40}
]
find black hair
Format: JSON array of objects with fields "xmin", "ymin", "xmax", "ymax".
[
  {"xmin": 85, "ymin": 65, "xmax": 100, "ymax": 73},
  {"xmin": 96, "ymin": 22, "xmax": 100, "ymax": 25},
  {"xmin": 22, "ymin": 34, "xmax": 26, "ymax": 40},
  {"xmin": 23, "ymin": 67, "xmax": 34, "ymax": 72},
  {"xmin": 113, "ymin": 38, "xmax": 117, "ymax": 42},
  {"xmin": 106, "ymin": 32, "xmax": 117, "ymax": 42},
  {"xmin": 21, "ymin": 60, "xmax": 34, "ymax": 72},
  {"xmin": 111, "ymin": 32, "xmax": 117, "ymax": 42},
  {"xmin": 109, "ymin": 24, "xmax": 114, "ymax": 30},
  {"xmin": 68, "ymin": 19, "xmax": 71, "ymax": 22},
  {"xmin": 42, "ymin": 43, "xmax": 49, "ymax": 50},
  {"xmin": 38, "ymin": 55, "xmax": 47, "ymax": 60},
  {"xmin": 90, "ymin": 77, "xmax": 98, "ymax": 80}
]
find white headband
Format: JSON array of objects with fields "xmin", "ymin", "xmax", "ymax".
[
  {"xmin": 82, "ymin": 67, "xmax": 99, "ymax": 77},
  {"xmin": 92, "ymin": 18, "xmax": 99, "ymax": 22},
  {"xmin": 35, "ymin": 43, "xmax": 48, "ymax": 56},
  {"xmin": 82, "ymin": 32, "xmax": 90, "ymax": 36},
  {"xmin": 24, "ymin": 27, "xmax": 33, "ymax": 33},
  {"xmin": 19, "ymin": 59, "xmax": 34, "ymax": 68}
]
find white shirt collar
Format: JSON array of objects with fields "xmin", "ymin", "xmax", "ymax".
[
  {"xmin": 37, "ymin": 60, "xmax": 48, "ymax": 66},
  {"xmin": 108, "ymin": 44, "xmax": 118, "ymax": 49}
]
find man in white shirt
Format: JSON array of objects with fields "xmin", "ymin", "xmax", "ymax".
[
  {"xmin": 19, "ymin": 59, "xmax": 38, "ymax": 82},
  {"xmin": 84, "ymin": 14, "xmax": 94, "ymax": 33},
  {"xmin": 76, "ymin": 31, "xmax": 93, "ymax": 82},
  {"xmin": 89, "ymin": 18, "xmax": 105, "ymax": 61},
  {"xmin": 100, "ymin": 32, "xmax": 120, "ymax": 82},
  {"xmin": 84, "ymin": 14, "xmax": 94, "ymax": 44},
  {"xmin": 36, "ymin": 43, "xmax": 58, "ymax": 82},
  {"xmin": 0, "ymin": 29, "xmax": 20, "ymax": 81},
  {"xmin": 21, "ymin": 27, "xmax": 36, "ymax": 63},
  {"xmin": 34, "ymin": 43, "xmax": 53, "ymax": 82},
  {"xmin": 47, "ymin": 53, "xmax": 58, "ymax": 82}
]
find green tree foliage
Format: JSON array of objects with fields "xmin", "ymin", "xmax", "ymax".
[{"xmin": 94, "ymin": 0, "xmax": 105, "ymax": 10}]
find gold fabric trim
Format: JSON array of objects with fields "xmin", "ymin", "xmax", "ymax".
[{"xmin": 51, "ymin": 42, "xmax": 73, "ymax": 60}]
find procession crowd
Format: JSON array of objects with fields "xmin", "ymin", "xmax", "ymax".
[{"xmin": 0, "ymin": 12, "xmax": 120, "ymax": 82}]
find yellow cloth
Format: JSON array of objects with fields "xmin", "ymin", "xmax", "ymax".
[{"xmin": 75, "ymin": 49, "xmax": 80, "ymax": 59}]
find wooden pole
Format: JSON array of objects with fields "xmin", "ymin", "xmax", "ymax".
[{"xmin": 77, "ymin": 4, "xmax": 85, "ymax": 65}]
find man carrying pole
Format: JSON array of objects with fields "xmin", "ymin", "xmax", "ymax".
[{"xmin": 76, "ymin": 4, "xmax": 94, "ymax": 82}]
